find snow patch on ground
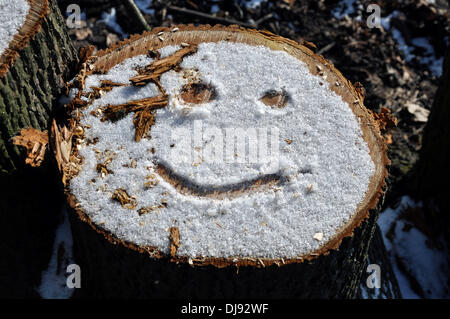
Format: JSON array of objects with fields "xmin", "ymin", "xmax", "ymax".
[
  {"xmin": 332, "ymin": 0, "xmax": 357, "ymax": 19},
  {"xmin": 0, "ymin": 0, "xmax": 30, "ymax": 57},
  {"xmin": 332, "ymin": 1, "xmax": 444, "ymax": 76},
  {"xmin": 99, "ymin": 8, "xmax": 128, "ymax": 39},
  {"xmin": 37, "ymin": 206, "xmax": 76, "ymax": 299},
  {"xmin": 378, "ymin": 196, "xmax": 449, "ymax": 299},
  {"xmin": 135, "ymin": 0, "xmax": 155, "ymax": 15},
  {"xmin": 380, "ymin": 11, "xmax": 443, "ymax": 76},
  {"xmin": 240, "ymin": 0, "xmax": 267, "ymax": 9}
]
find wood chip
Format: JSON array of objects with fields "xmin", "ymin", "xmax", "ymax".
[
  {"xmin": 169, "ymin": 227, "xmax": 180, "ymax": 258},
  {"xmin": 258, "ymin": 259, "xmax": 265, "ymax": 267},
  {"xmin": 129, "ymin": 45, "xmax": 198, "ymax": 86},
  {"xmin": 96, "ymin": 163, "xmax": 114, "ymax": 176},
  {"xmin": 144, "ymin": 174, "xmax": 159, "ymax": 188},
  {"xmin": 112, "ymin": 188, "xmax": 137, "ymax": 209},
  {"xmin": 313, "ymin": 232, "xmax": 324, "ymax": 241},
  {"xmin": 51, "ymin": 120, "xmax": 74, "ymax": 185},
  {"xmin": 101, "ymin": 95, "xmax": 168, "ymax": 122},
  {"xmin": 373, "ymin": 107, "xmax": 398, "ymax": 131},
  {"xmin": 101, "ymin": 95, "xmax": 169, "ymax": 142},
  {"xmin": 12, "ymin": 128, "xmax": 48, "ymax": 168}
]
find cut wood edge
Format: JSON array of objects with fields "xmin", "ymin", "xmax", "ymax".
[
  {"xmin": 0, "ymin": 0, "xmax": 50, "ymax": 78},
  {"xmin": 61, "ymin": 25, "xmax": 390, "ymax": 268}
]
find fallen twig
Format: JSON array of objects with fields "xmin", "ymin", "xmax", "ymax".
[{"xmin": 120, "ymin": 0, "xmax": 151, "ymax": 32}]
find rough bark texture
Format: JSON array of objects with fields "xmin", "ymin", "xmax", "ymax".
[
  {"xmin": 415, "ymin": 48, "xmax": 450, "ymax": 245},
  {"xmin": 357, "ymin": 225, "xmax": 402, "ymax": 299},
  {"xmin": 0, "ymin": 0, "xmax": 78, "ymax": 298},
  {"xmin": 68, "ymin": 192, "xmax": 384, "ymax": 299},
  {"xmin": 0, "ymin": 0, "xmax": 79, "ymax": 175}
]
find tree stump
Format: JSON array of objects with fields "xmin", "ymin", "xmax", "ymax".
[
  {"xmin": 0, "ymin": 0, "xmax": 78, "ymax": 174},
  {"xmin": 57, "ymin": 25, "xmax": 389, "ymax": 298}
]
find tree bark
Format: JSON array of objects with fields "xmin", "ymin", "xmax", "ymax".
[
  {"xmin": 356, "ymin": 225, "xmax": 402, "ymax": 299},
  {"xmin": 0, "ymin": 0, "xmax": 78, "ymax": 175},
  {"xmin": 0, "ymin": 0, "xmax": 78, "ymax": 298},
  {"xmin": 415, "ymin": 48, "xmax": 450, "ymax": 245}
]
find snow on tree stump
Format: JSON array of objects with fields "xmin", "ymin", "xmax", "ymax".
[
  {"xmin": 58, "ymin": 25, "xmax": 389, "ymax": 298},
  {"xmin": 0, "ymin": 0, "xmax": 78, "ymax": 174}
]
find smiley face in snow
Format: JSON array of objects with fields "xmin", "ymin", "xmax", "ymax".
[{"xmin": 67, "ymin": 36, "xmax": 376, "ymax": 263}]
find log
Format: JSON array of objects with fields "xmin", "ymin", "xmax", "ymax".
[
  {"xmin": 0, "ymin": 0, "xmax": 78, "ymax": 297},
  {"xmin": 56, "ymin": 25, "xmax": 389, "ymax": 298},
  {"xmin": 0, "ymin": 0, "xmax": 78, "ymax": 175}
]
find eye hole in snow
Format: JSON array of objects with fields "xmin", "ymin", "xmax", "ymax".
[
  {"xmin": 260, "ymin": 89, "xmax": 290, "ymax": 109},
  {"xmin": 179, "ymin": 82, "xmax": 217, "ymax": 105}
]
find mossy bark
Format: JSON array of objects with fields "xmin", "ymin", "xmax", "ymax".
[{"xmin": 0, "ymin": 0, "xmax": 79, "ymax": 175}]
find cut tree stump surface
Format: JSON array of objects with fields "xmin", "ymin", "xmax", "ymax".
[{"xmin": 59, "ymin": 25, "xmax": 388, "ymax": 269}]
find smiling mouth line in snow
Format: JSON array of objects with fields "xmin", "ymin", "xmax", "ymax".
[{"xmin": 155, "ymin": 162, "xmax": 286, "ymax": 200}]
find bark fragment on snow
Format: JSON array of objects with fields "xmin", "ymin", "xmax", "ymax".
[
  {"xmin": 169, "ymin": 227, "xmax": 180, "ymax": 258},
  {"xmin": 133, "ymin": 110, "xmax": 157, "ymax": 142},
  {"xmin": 87, "ymin": 80, "xmax": 128, "ymax": 101},
  {"xmin": 12, "ymin": 128, "xmax": 48, "ymax": 167},
  {"xmin": 112, "ymin": 188, "xmax": 137, "ymax": 209},
  {"xmin": 130, "ymin": 45, "xmax": 198, "ymax": 86},
  {"xmin": 100, "ymin": 95, "xmax": 168, "ymax": 122},
  {"xmin": 137, "ymin": 201, "xmax": 167, "ymax": 216},
  {"xmin": 100, "ymin": 95, "xmax": 169, "ymax": 141}
]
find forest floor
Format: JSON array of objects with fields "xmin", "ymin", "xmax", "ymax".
[{"xmin": 40, "ymin": 0, "xmax": 449, "ymax": 298}]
